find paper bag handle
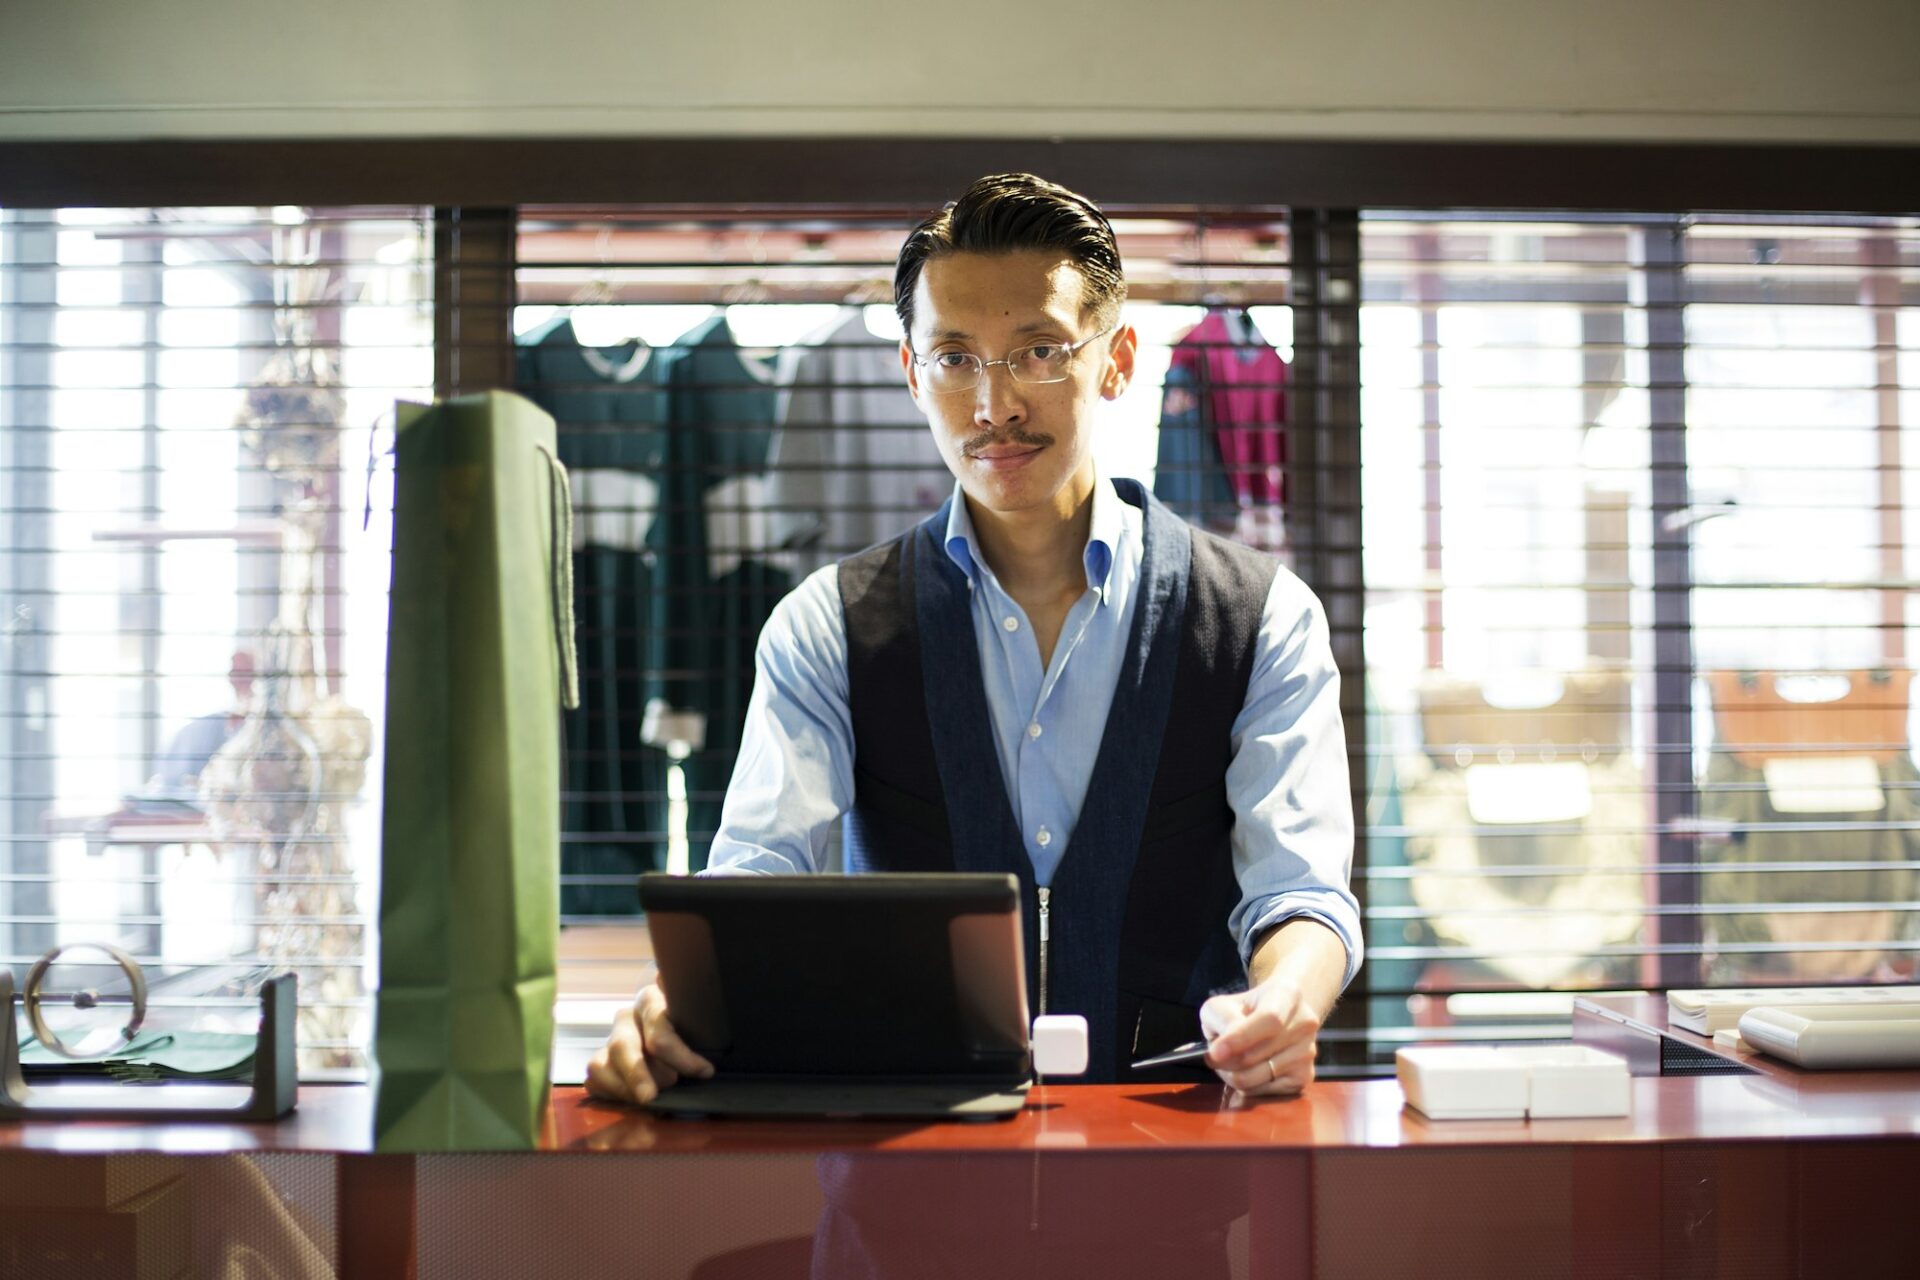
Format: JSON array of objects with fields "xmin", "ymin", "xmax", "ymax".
[{"xmin": 535, "ymin": 443, "xmax": 581, "ymax": 710}]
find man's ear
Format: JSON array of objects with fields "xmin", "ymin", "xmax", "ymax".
[
  {"xmin": 1102, "ymin": 323, "xmax": 1139, "ymax": 401},
  {"xmin": 899, "ymin": 339, "xmax": 924, "ymax": 405}
]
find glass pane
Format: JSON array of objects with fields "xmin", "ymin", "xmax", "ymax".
[
  {"xmin": 1360, "ymin": 217, "xmax": 1657, "ymax": 1061},
  {"xmin": 1686, "ymin": 221, "xmax": 1920, "ymax": 986},
  {"xmin": 1, "ymin": 207, "xmax": 433, "ymax": 1078}
]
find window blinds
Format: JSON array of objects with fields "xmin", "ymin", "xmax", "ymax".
[
  {"xmin": 10, "ymin": 198, "xmax": 1912, "ymax": 1082},
  {"xmin": 0, "ymin": 206, "xmax": 433, "ymax": 1078},
  {"xmin": 1356, "ymin": 213, "xmax": 1920, "ymax": 1066}
]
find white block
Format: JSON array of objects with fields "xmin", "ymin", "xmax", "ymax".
[
  {"xmin": 1519, "ymin": 1045, "xmax": 1631, "ymax": 1118},
  {"xmin": 1032, "ymin": 1015, "xmax": 1089, "ymax": 1076},
  {"xmin": 1397, "ymin": 1044, "xmax": 1629, "ymax": 1120},
  {"xmin": 1396, "ymin": 1046, "xmax": 1528, "ymax": 1119}
]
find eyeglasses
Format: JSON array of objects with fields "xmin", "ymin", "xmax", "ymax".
[{"xmin": 910, "ymin": 325, "xmax": 1117, "ymax": 394}]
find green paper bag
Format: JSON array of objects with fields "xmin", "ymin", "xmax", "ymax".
[{"xmin": 374, "ymin": 391, "xmax": 578, "ymax": 1151}]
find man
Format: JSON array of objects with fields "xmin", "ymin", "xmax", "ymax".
[{"xmin": 588, "ymin": 172, "xmax": 1359, "ymax": 1103}]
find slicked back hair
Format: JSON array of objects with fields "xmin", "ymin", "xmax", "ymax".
[{"xmin": 894, "ymin": 172, "xmax": 1126, "ymax": 343}]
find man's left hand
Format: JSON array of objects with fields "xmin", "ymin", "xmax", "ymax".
[{"xmin": 1199, "ymin": 979, "xmax": 1321, "ymax": 1097}]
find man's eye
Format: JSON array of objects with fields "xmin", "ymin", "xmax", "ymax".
[
  {"xmin": 1023, "ymin": 345, "xmax": 1063, "ymax": 362},
  {"xmin": 933, "ymin": 352, "xmax": 974, "ymax": 370}
]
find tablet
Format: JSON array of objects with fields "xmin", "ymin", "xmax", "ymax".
[{"xmin": 635, "ymin": 873, "xmax": 1033, "ymax": 1118}]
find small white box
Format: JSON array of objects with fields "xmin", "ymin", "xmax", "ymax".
[
  {"xmin": 1031, "ymin": 1014, "xmax": 1089, "ymax": 1076},
  {"xmin": 1518, "ymin": 1045, "xmax": 1631, "ymax": 1117},
  {"xmin": 1396, "ymin": 1047, "xmax": 1529, "ymax": 1119},
  {"xmin": 1397, "ymin": 1044, "xmax": 1629, "ymax": 1120}
]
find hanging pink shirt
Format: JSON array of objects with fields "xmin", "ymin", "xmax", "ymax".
[{"xmin": 1167, "ymin": 310, "xmax": 1289, "ymax": 507}]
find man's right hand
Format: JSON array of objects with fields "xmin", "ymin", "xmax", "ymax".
[{"xmin": 583, "ymin": 981, "xmax": 716, "ymax": 1106}]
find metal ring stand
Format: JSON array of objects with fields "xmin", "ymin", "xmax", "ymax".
[
  {"xmin": 21, "ymin": 942, "xmax": 148, "ymax": 1059},
  {"xmin": 1, "ymin": 956, "xmax": 297, "ymax": 1122}
]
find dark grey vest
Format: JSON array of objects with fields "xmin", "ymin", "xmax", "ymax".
[{"xmin": 837, "ymin": 479, "xmax": 1279, "ymax": 1081}]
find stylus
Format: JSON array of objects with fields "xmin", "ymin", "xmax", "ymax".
[{"xmin": 1129, "ymin": 1039, "xmax": 1212, "ymax": 1071}]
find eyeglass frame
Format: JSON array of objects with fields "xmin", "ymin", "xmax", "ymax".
[{"xmin": 908, "ymin": 324, "xmax": 1120, "ymax": 394}]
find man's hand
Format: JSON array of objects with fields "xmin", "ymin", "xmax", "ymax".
[
  {"xmin": 1199, "ymin": 917, "xmax": 1349, "ymax": 1098},
  {"xmin": 583, "ymin": 981, "xmax": 715, "ymax": 1106},
  {"xmin": 1199, "ymin": 979, "xmax": 1321, "ymax": 1096}
]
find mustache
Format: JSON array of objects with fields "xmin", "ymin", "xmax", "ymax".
[{"xmin": 961, "ymin": 427, "xmax": 1055, "ymax": 456}]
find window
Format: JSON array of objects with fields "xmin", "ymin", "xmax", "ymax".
[
  {"xmin": 1358, "ymin": 213, "xmax": 1920, "ymax": 1065},
  {"xmin": 0, "ymin": 206, "xmax": 432, "ymax": 1076},
  {"xmin": 9, "ymin": 194, "xmax": 1913, "ymax": 1081},
  {"xmin": 1685, "ymin": 220, "xmax": 1920, "ymax": 988}
]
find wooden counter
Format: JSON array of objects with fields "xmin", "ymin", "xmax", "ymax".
[{"xmin": 4, "ymin": 1067, "xmax": 1916, "ymax": 1278}]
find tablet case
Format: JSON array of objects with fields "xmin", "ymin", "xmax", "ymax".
[{"xmin": 637, "ymin": 873, "xmax": 1032, "ymax": 1119}]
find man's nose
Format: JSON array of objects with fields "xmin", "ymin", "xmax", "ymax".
[{"xmin": 973, "ymin": 363, "xmax": 1026, "ymax": 428}]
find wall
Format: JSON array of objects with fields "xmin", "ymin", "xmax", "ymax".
[{"xmin": 2, "ymin": 0, "xmax": 1916, "ymax": 144}]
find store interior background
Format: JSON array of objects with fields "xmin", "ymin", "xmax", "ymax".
[{"xmin": 2, "ymin": 0, "xmax": 1918, "ymax": 1090}]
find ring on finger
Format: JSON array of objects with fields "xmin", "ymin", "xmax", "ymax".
[{"xmin": 1267, "ymin": 1056, "xmax": 1279, "ymax": 1084}]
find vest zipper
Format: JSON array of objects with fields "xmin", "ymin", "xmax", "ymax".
[{"xmin": 1037, "ymin": 885, "xmax": 1051, "ymax": 1017}]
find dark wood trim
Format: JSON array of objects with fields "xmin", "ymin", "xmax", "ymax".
[
  {"xmin": 1643, "ymin": 223, "xmax": 1703, "ymax": 991},
  {"xmin": 3, "ymin": 138, "xmax": 1918, "ymax": 213},
  {"xmin": 1289, "ymin": 209, "xmax": 1370, "ymax": 1071},
  {"xmin": 432, "ymin": 207, "xmax": 515, "ymax": 397}
]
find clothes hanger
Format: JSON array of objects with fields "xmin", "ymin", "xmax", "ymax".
[
  {"xmin": 837, "ymin": 278, "xmax": 901, "ymax": 342},
  {"xmin": 564, "ymin": 227, "xmax": 655, "ymax": 358},
  {"xmin": 719, "ymin": 278, "xmax": 785, "ymax": 377}
]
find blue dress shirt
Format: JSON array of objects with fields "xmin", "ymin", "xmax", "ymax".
[{"xmin": 708, "ymin": 473, "xmax": 1362, "ymax": 985}]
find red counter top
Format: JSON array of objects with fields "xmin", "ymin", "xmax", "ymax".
[{"xmin": 5, "ymin": 1067, "xmax": 1916, "ymax": 1160}]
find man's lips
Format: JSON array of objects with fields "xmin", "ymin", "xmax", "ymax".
[{"xmin": 967, "ymin": 444, "xmax": 1044, "ymax": 470}]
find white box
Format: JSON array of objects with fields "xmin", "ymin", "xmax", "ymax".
[
  {"xmin": 1518, "ymin": 1045, "xmax": 1632, "ymax": 1117},
  {"xmin": 1396, "ymin": 1047, "xmax": 1528, "ymax": 1119},
  {"xmin": 1397, "ymin": 1044, "xmax": 1629, "ymax": 1120},
  {"xmin": 1031, "ymin": 1014, "xmax": 1089, "ymax": 1076}
]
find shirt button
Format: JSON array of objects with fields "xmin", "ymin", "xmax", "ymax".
[
  {"xmin": 1002, "ymin": 616, "xmax": 1019, "ymax": 632},
  {"xmin": 1035, "ymin": 826, "xmax": 1052, "ymax": 848},
  {"xmin": 1027, "ymin": 722, "xmax": 1042, "ymax": 740}
]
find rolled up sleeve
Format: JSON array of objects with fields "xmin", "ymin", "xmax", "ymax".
[
  {"xmin": 1225, "ymin": 570, "xmax": 1363, "ymax": 988},
  {"xmin": 703, "ymin": 565, "xmax": 853, "ymax": 875}
]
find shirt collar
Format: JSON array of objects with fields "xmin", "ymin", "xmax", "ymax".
[{"xmin": 942, "ymin": 472, "xmax": 1124, "ymax": 606}]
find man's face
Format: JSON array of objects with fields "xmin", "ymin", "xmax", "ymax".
[{"xmin": 900, "ymin": 250, "xmax": 1135, "ymax": 519}]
